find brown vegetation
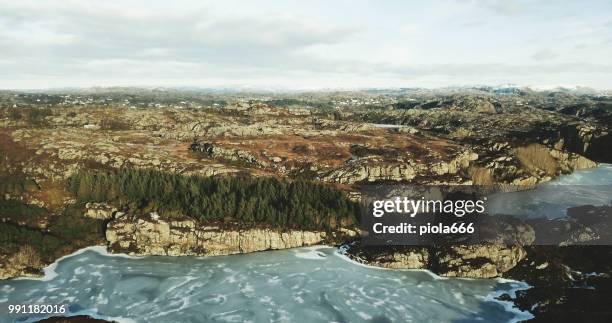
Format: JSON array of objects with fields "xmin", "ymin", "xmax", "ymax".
[
  {"xmin": 468, "ymin": 166, "xmax": 494, "ymax": 185},
  {"xmin": 8, "ymin": 245, "xmax": 42, "ymax": 270},
  {"xmin": 513, "ymin": 143, "xmax": 558, "ymax": 176}
]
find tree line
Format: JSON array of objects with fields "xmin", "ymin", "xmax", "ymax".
[{"xmin": 68, "ymin": 169, "xmax": 359, "ymax": 231}]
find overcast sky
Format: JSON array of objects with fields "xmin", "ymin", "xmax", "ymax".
[{"xmin": 1, "ymin": 0, "xmax": 611, "ymax": 89}]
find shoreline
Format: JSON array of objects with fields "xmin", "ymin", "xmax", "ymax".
[
  {"xmin": 335, "ymin": 244, "xmax": 534, "ymax": 322},
  {"xmin": 5, "ymin": 165, "xmax": 611, "ymax": 322},
  {"xmin": 8, "ymin": 244, "xmax": 534, "ymax": 323},
  {"xmin": 12, "ymin": 245, "xmax": 143, "ymax": 282}
]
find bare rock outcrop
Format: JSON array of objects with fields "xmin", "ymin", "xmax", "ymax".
[
  {"xmin": 84, "ymin": 202, "xmax": 117, "ymax": 220},
  {"xmin": 344, "ymin": 242, "xmax": 527, "ymax": 279},
  {"xmin": 322, "ymin": 151, "xmax": 478, "ymax": 184},
  {"xmin": 345, "ymin": 205, "xmax": 611, "ymax": 278},
  {"xmin": 105, "ymin": 214, "xmax": 357, "ymax": 256},
  {"xmin": 341, "ymin": 245, "xmax": 430, "ymax": 270},
  {"xmin": 322, "ymin": 159, "xmax": 422, "ymax": 184},
  {"xmin": 190, "ymin": 141, "xmax": 269, "ymax": 168},
  {"xmin": 432, "ymin": 244, "xmax": 527, "ymax": 278}
]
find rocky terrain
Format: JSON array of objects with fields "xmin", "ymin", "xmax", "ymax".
[
  {"xmin": 104, "ymin": 211, "xmax": 357, "ymax": 256},
  {"xmin": 345, "ymin": 205, "xmax": 611, "ymax": 278},
  {"xmin": 1, "ymin": 88, "xmax": 610, "ymax": 192},
  {"xmin": 1, "ymin": 87, "xmax": 611, "ymax": 321}
]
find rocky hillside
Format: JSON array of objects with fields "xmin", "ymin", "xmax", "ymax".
[
  {"xmin": 1, "ymin": 89, "xmax": 610, "ymax": 275},
  {"xmin": 2, "ymin": 88, "xmax": 610, "ymax": 321},
  {"xmin": 105, "ymin": 213, "xmax": 357, "ymax": 256}
]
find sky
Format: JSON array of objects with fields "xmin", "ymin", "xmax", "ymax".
[{"xmin": 1, "ymin": 0, "xmax": 611, "ymax": 90}]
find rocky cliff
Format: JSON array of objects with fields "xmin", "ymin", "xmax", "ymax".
[
  {"xmin": 344, "ymin": 206, "xmax": 611, "ymax": 278},
  {"xmin": 343, "ymin": 243, "xmax": 527, "ymax": 279},
  {"xmin": 322, "ymin": 151, "xmax": 479, "ymax": 184},
  {"xmin": 190, "ymin": 141, "xmax": 270, "ymax": 168},
  {"xmin": 106, "ymin": 213, "xmax": 358, "ymax": 256}
]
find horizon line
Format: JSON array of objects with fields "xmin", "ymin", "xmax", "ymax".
[{"xmin": 1, "ymin": 83, "xmax": 610, "ymax": 93}]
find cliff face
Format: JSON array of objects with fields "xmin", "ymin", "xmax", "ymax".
[
  {"xmin": 343, "ymin": 243, "xmax": 527, "ymax": 279},
  {"xmin": 190, "ymin": 141, "xmax": 270, "ymax": 168},
  {"xmin": 322, "ymin": 151, "xmax": 479, "ymax": 184},
  {"xmin": 105, "ymin": 212, "xmax": 531, "ymax": 278},
  {"xmin": 345, "ymin": 206, "xmax": 612, "ymax": 279},
  {"xmin": 2, "ymin": 90, "xmax": 610, "ymax": 286},
  {"xmin": 584, "ymin": 131, "xmax": 612, "ymax": 162},
  {"xmin": 106, "ymin": 214, "xmax": 358, "ymax": 256},
  {"xmin": 432, "ymin": 244, "xmax": 527, "ymax": 278}
]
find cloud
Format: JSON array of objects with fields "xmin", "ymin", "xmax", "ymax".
[
  {"xmin": 0, "ymin": 0, "xmax": 611, "ymax": 89},
  {"xmin": 531, "ymin": 49, "xmax": 559, "ymax": 61},
  {"xmin": 459, "ymin": 20, "xmax": 486, "ymax": 28},
  {"xmin": 0, "ymin": 1, "xmax": 356, "ymax": 64},
  {"xmin": 480, "ymin": 0, "xmax": 528, "ymax": 16}
]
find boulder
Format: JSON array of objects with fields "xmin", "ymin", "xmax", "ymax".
[{"xmin": 84, "ymin": 202, "xmax": 117, "ymax": 220}]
